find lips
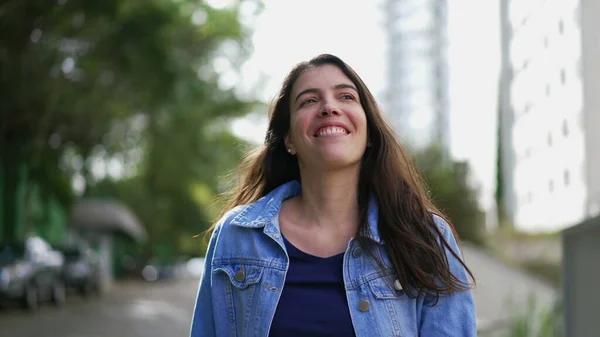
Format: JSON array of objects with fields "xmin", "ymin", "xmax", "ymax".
[{"xmin": 314, "ymin": 124, "xmax": 350, "ymax": 137}]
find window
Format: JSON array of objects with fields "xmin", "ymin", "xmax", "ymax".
[
  {"xmin": 545, "ymin": 83, "xmax": 551, "ymax": 96},
  {"xmin": 558, "ymin": 20, "xmax": 564, "ymax": 34},
  {"xmin": 549, "ymin": 179, "xmax": 554, "ymax": 192},
  {"xmin": 562, "ymin": 119, "xmax": 569, "ymax": 136},
  {"xmin": 509, "ymin": 22, "xmax": 538, "ymax": 70},
  {"xmin": 544, "ymin": 36, "xmax": 549, "ymax": 48},
  {"xmin": 522, "ymin": 102, "xmax": 533, "ymax": 115},
  {"xmin": 527, "ymin": 191, "xmax": 534, "ymax": 204},
  {"xmin": 560, "ymin": 68, "xmax": 567, "ymax": 84},
  {"xmin": 564, "ymin": 169, "xmax": 570, "ymax": 186},
  {"xmin": 547, "ymin": 132, "xmax": 553, "ymax": 146}
]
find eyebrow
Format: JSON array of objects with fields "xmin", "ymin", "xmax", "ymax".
[{"xmin": 293, "ymin": 84, "xmax": 358, "ymax": 104}]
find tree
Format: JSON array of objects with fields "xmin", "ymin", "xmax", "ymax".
[
  {"xmin": 495, "ymin": 87, "xmax": 510, "ymax": 228},
  {"xmin": 414, "ymin": 145, "xmax": 486, "ymax": 246},
  {"xmin": 0, "ymin": 0, "xmax": 262, "ymax": 243},
  {"xmin": 90, "ymin": 128, "xmax": 249, "ymax": 257}
]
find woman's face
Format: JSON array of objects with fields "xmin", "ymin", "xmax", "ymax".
[{"xmin": 285, "ymin": 64, "xmax": 368, "ymax": 171}]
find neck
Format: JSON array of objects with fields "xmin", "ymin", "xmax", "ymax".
[{"xmin": 295, "ymin": 165, "xmax": 361, "ymax": 233}]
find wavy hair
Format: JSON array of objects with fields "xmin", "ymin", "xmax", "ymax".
[{"xmin": 211, "ymin": 54, "xmax": 474, "ymax": 300}]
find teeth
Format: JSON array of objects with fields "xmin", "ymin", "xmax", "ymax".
[{"xmin": 317, "ymin": 126, "xmax": 347, "ymax": 137}]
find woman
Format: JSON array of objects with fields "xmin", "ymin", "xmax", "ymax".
[{"xmin": 191, "ymin": 54, "xmax": 476, "ymax": 337}]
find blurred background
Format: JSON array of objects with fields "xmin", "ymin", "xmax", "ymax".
[{"xmin": 0, "ymin": 0, "xmax": 597, "ymax": 336}]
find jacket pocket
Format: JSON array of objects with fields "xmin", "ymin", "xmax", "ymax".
[
  {"xmin": 213, "ymin": 263, "xmax": 266, "ymax": 335},
  {"xmin": 214, "ymin": 264, "xmax": 264, "ymax": 289},
  {"xmin": 368, "ymin": 274, "xmax": 404, "ymax": 299},
  {"xmin": 365, "ymin": 275, "xmax": 417, "ymax": 337}
]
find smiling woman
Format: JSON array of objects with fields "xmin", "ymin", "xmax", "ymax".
[
  {"xmin": 284, "ymin": 64, "xmax": 368, "ymax": 173},
  {"xmin": 190, "ymin": 54, "xmax": 476, "ymax": 337}
]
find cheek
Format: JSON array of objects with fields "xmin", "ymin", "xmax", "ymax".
[
  {"xmin": 349, "ymin": 109, "xmax": 368, "ymax": 134},
  {"xmin": 290, "ymin": 112, "xmax": 313, "ymax": 138}
]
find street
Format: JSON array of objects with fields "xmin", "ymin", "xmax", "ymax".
[{"xmin": 0, "ymin": 279, "xmax": 200, "ymax": 337}]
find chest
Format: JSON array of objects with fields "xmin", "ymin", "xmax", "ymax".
[
  {"xmin": 210, "ymin": 231, "xmax": 425, "ymax": 337},
  {"xmin": 269, "ymin": 240, "xmax": 355, "ymax": 336},
  {"xmin": 278, "ymin": 219, "xmax": 355, "ymax": 259}
]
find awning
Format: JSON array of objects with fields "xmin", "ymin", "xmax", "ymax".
[{"xmin": 69, "ymin": 200, "xmax": 147, "ymax": 242}]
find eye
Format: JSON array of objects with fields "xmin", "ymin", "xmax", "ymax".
[
  {"xmin": 300, "ymin": 98, "xmax": 317, "ymax": 107},
  {"xmin": 341, "ymin": 93, "xmax": 355, "ymax": 100}
]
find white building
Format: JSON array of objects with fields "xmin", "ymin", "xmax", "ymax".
[
  {"xmin": 384, "ymin": 0, "xmax": 504, "ymax": 232},
  {"xmin": 500, "ymin": 0, "xmax": 600, "ymax": 232},
  {"xmin": 384, "ymin": 0, "xmax": 451, "ymax": 153}
]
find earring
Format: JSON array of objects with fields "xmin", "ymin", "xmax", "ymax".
[{"xmin": 287, "ymin": 148, "xmax": 292, "ymax": 154}]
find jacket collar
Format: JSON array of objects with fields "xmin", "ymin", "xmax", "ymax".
[{"xmin": 230, "ymin": 180, "xmax": 383, "ymax": 244}]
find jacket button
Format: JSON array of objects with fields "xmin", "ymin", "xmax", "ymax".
[
  {"xmin": 352, "ymin": 247, "xmax": 362, "ymax": 258},
  {"xmin": 358, "ymin": 300, "xmax": 370, "ymax": 312},
  {"xmin": 394, "ymin": 279, "xmax": 403, "ymax": 291},
  {"xmin": 235, "ymin": 269, "xmax": 246, "ymax": 282}
]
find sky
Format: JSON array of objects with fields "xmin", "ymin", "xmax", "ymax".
[
  {"xmin": 446, "ymin": 0, "xmax": 501, "ymax": 216},
  {"xmin": 230, "ymin": 0, "xmax": 387, "ymax": 137},
  {"xmin": 214, "ymin": 0, "xmax": 501, "ymax": 214}
]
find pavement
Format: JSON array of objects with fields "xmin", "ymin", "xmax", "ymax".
[
  {"xmin": 462, "ymin": 244, "xmax": 558, "ymax": 335},
  {"xmin": 0, "ymin": 278, "xmax": 200, "ymax": 337}
]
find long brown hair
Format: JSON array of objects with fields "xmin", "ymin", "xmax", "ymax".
[{"xmin": 212, "ymin": 54, "xmax": 474, "ymax": 300}]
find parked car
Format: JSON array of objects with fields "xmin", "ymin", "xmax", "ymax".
[
  {"xmin": 57, "ymin": 241, "xmax": 101, "ymax": 297},
  {"xmin": 0, "ymin": 236, "xmax": 66, "ymax": 311}
]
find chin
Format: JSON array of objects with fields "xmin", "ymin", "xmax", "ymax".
[{"xmin": 315, "ymin": 151, "xmax": 363, "ymax": 170}]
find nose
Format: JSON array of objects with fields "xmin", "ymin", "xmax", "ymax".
[{"xmin": 319, "ymin": 100, "xmax": 341, "ymax": 117}]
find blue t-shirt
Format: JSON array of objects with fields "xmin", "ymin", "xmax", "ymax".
[{"xmin": 269, "ymin": 236, "xmax": 356, "ymax": 336}]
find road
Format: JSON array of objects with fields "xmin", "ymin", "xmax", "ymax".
[
  {"xmin": 0, "ymin": 278, "xmax": 200, "ymax": 337},
  {"xmin": 1, "ymin": 247, "xmax": 558, "ymax": 337}
]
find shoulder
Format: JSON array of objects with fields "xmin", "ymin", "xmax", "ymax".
[
  {"xmin": 431, "ymin": 213, "xmax": 452, "ymax": 237},
  {"xmin": 429, "ymin": 213, "xmax": 470, "ymax": 278},
  {"xmin": 210, "ymin": 205, "xmax": 250, "ymax": 239},
  {"xmin": 209, "ymin": 196, "xmax": 279, "ymax": 248},
  {"xmin": 203, "ymin": 204, "xmax": 259, "ymax": 263},
  {"xmin": 429, "ymin": 212, "xmax": 463, "ymax": 256}
]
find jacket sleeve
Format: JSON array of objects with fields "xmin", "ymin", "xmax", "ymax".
[
  {"xmin": 419, "ymin": 215, "xmax": 477, "ymax": 337},
  {"xmin": 190, "ymin": 223, "xmax": 222, "ymax": 337}
]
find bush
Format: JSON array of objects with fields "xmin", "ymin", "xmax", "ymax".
[
  {"xmin": 414, "ymin": 145, "xmax": 487, "ymax": 246},
  {"xmin": 507, "ymin": 295, "xmax": 563, "ymax": 337}
]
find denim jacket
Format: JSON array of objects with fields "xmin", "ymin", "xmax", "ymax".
[{"xmin": 190, "ymin": 180, "xmax": 476, "ymax": 337}]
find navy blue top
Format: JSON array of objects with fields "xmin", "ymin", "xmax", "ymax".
[{"xmin": 269, "ymin": 236, "xmax": 356, "ymax": 337}]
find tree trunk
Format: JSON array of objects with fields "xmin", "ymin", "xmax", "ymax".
[{"xmin": 495, "ymin": 86, "xmax": 509, "ymax": 229}]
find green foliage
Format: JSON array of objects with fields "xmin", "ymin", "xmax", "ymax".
[
  {"xmin": 0, "ymin": 0, "xmax": 262, "ymax": 248},
  {"xmin": 519, "ymin": 260, "xmax": 562, "ymax": 288},
  {"xmin": 506, "ymin": 296, "xmax": 563, "ymax": 337},
  {"xmin": 414, "ymin": 145, "xmax": 486, "ymax": 245},
  {"xmin": 89, "ymin": 127, "xmax": 248, "ymax": 257}
]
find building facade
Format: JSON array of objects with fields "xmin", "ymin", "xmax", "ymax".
[
  {"xmin": 500, "ymin": 0, "xmax": 600, "ymax": 232},
  {"xmin": 384, "ymin": 0, "xmax": 451, "ymax": 152}
]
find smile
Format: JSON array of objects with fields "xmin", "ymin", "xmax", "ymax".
[{"xmin": 314, "ymin": 126, "xmax": 349, "ymax": 137}]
